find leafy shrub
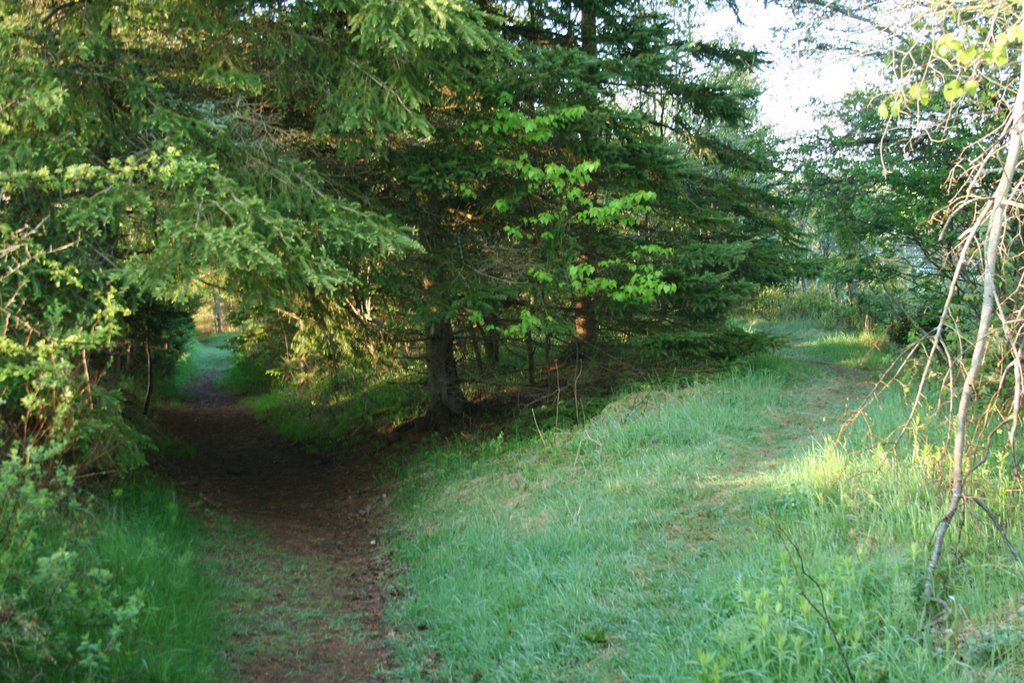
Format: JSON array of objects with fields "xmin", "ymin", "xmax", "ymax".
[
  {"xmin": 1, "ymin": 447, "xmax": 232, "ymax": 682},
  {"xmin": 1, "ymin": 294, "xmax": 150, "ymax": 475},
  {"xmin": 639, "ymin": 325, "xmax": 780, "ymax": 362},
  {"xmin": 853, "ymin": 284, "xmax": 945, "ymax": 345},
  {"xmin": 0, "ymin": 444, "xmax": 142, "ymax": 681}
]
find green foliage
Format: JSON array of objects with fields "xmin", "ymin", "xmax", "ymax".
[
  {"xmin": 0, "ymin": 286, "xmax": 149, "ymax": 472},
  {"xmin": 638, "ymin": 325, "xmax": 780, "ymax": 363},
  {"xmin": 4, "ymin": 0, "xmax": 799, "ymax": 435},
  {"xmin": 791, "ymin": 83, "xmax": 975, "ymax": 347},
  {"xmin": 879, "ymin": 3, "xmax": 1022, "ymax": 117},
  {"xmin": 279, "ymin": 0, "xmax": 802, "ymax": 423},
  {"xmin": 240, "ymin": 365, "xmax": 424, "ymax": 451},
  {"xmin": 2, "ymin": 0, "xmax": 474, "ymax": 467},
  {"xmin": 748, "ymin": 284, "xmax": 864, "ymax": 331},
  {"xmin": 0, "ymin": 444, "xmax": 138, "ymax": 680},
  {"xmin": 0, "ymin": 444, "xmax": 232, "ymax": 681}
]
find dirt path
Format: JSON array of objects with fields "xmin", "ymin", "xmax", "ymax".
[{"xmin": 155, "ymin": 370, "xmax": 392, "ymax": 682}]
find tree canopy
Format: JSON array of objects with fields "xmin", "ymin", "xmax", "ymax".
[{"xmin": 2, "ymin": 0, "xmax": 801, "ymax": 459}]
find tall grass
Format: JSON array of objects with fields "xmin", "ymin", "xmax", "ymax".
[
  {"xmin": 747, "ymin": 284, "xmax": 865, "ymax": 331},
  {"xmin": 383, "ymin": 325, "xmax": 1024, "ymax": 681},
  {"xmin": 85, "ymin": 480, "xmax": 233, "ymax": 682},
  {"xmin": 0, "ymin": 472, "xmax": 232, "ymax": 682}
]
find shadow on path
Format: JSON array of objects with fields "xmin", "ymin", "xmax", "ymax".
[{"xmin": 155, "ymin": 369, "xmax": 392, "ymax": 682}]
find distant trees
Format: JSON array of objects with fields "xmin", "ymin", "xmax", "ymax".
[{"xmin": 794, "ymin": 92, "xmax": 973, "ymax": 339}]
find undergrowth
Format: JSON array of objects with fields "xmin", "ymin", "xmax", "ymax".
[
  {"xmin": 220, "ymin": 355, "xmax": 423, "ymax": 450},
  {"xmin": 166, "ymin": 332, "xmax": 413, "ymax": 451},
  {"xmin": 747, "ymin": 284, "xmax": 865, "ymax": 331},
  {"xmin": 0, "ymin": 463, "xmax": 231, "ymax": 682},
  {"xmin": 2, "ymin": 331, "xmax": 241, "ymax": 681},
  {"xmin": 83, "ymin": 480, "xmax": 232, "ymax": 682}
]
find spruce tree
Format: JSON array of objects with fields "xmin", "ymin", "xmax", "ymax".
[{"xmin": 360, "ymin": 0, "xmax": 799, "ymax": 425}]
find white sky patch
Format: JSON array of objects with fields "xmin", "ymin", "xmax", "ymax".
[{"xmin": 696, "ymin": 0, "xmax": 883, "ymax": 137}]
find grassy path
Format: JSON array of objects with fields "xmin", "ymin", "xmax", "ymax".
[
  {"xmin": 155, "ymin": 328, "xmax": 1024, "ymax": 680},
  {"xmin": 381, "ymin": 327, "xmax": 1015, "ymax": 681}
]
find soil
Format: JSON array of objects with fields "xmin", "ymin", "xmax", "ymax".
[{"xmin": 155, "ymin": 370, "xmax": 394, "ymax": 682}]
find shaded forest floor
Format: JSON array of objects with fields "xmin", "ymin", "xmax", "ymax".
[{"xmin": 155, "ymin": 358, "xmax": 395, "ymax": 681}]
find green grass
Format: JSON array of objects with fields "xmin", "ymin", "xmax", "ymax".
[
  {"xmin": 164, "ymin": 333, "xmax": 237, "ymax": 400},
  {"xmin": 84, "ymin": 479, "xmax": 234, "ymax": 682},
  {"xmin": 1, "ymin": 446, "xmax": 234, "ymax": 682},
  {"xmin": 746, "ymin": 284, "xmax": 865, "ymax": 332},
  {"xmin": 235, "ymin": 369, "xmax": 423, "ymax": 452},
  {"xmin": 382, "ymin": 324, "xmax": 1024, "ymax": 681}
]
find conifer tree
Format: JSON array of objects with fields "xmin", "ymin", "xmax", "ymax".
[
  {"xmin": 0, "ymin": 0, "xmax": 490, "ymax": 460},
  {"xmin": 360, "ymin": 0, "xmax": 798, "ymax": 425}
]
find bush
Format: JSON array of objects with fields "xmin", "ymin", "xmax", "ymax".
[
  {"xmin": 1, "ymin": 443, "xmax": 231, "ymax": 682},
  {"xmin": 0, "ymin": 444, "xmax": 142, "ymax": 681},
  {"xmin": 639, "ymin": 325, "xmax": 780, "ymax": 363}
]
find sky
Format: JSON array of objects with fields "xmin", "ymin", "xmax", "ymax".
[{"xmin": 696, "ymin": 0, "xmax": 882, "ymax": 138}]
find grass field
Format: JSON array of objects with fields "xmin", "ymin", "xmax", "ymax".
[{"xmin": 381, "ymin": 322, "xmax": 1024, "ymax": 681}]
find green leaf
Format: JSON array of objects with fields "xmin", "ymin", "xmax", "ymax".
[{"xmin": 943, "ymin": 79, "xmax": 965, "ymax": 102}]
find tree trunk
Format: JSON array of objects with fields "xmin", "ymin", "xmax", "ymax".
[
  {"xmin": 425, "ymin": 320, "xmax": 466, "ymax": 429},
  {"xmin": 473, "ymin": 327, "xmax": 485, "ymax": 375},
  {"xmin": 580, "ymin": 4, "xmax": 596, "ymax": 54},
  {"xmin": 143, "ymin": 340, "xmax": 153, "ymax": 416},
  {"xmin": 573, "ymin": 295, "xmax": 596, "ymax": 357},
  {"xmin": 526, "ymin": 331, "xmax": 536, "ymax": 384},
  {"xmin": 213, "ymin": 290, "xmax": 223, "ymax": 333},
  {"xmin": 484, "ymin": 313, "xmax": 501, "ymax": 367},
  {"xmin": 574, "ymin": 297, "xmax": 589, "ymax": 342},
  {"xmin": 572, "ymin": 251, "xmax": 596, "ymax": 356}
]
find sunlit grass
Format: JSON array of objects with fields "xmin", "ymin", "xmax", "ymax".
[
  {"xmin": 164, "ymin": 333, "xmax": 236, "ymax": 400},
  {"xmin": 383, "ymin": 326, "xmax": 1024, "ymax": 681}
]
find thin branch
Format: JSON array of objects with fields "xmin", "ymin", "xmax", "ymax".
[
  {"xmin": 774, "ymin": 518, "xmax": 857, "ymax": 683},
  {"xmin": 968, "ymin": 496, "xmax": 1024, "ymax": 570}
]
